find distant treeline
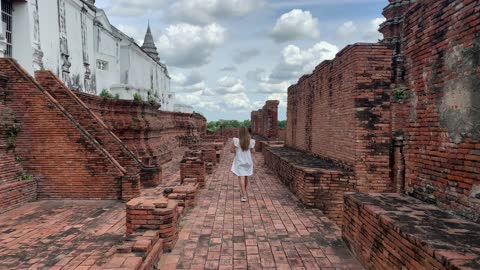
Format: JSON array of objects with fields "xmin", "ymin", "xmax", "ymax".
[{"xmin": 207, "ymin": 119, "xmax": 287, "ymax": 132}]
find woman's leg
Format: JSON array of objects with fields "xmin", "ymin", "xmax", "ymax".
[
  {"xmin": 245, "ymin": 176, "xmax": 248, "ymax": 192},
  {"xmin": 240, "ymin": 176, "xmax": 247, "ymax": 198},
  {"xmin": 238, "ymin": 176, "xmax": 244, "ymax": 197}
]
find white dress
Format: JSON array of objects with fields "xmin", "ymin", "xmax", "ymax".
[{"xmin": 231, "ymin": 138, "xmax": 256, "ymax": 177}]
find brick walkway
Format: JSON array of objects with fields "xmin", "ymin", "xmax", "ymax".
[
  {"xmin": 158, "ymin": 143, "xmax": 362, "ymax": 270},
  {"xmin": 0, "ymin": 200, "xmax": 125, "ymax": 269},
  {"xmin": 0, "ymin": 147, "xmax": 189, "ymax": 270}
]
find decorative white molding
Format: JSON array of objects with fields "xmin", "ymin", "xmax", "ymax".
[
  {"xmin": 58, "ymin": 0, "xmax": 71, "ymax": 87},
  {"xmin": 31, "ymin": 0, "xmax": 44, "ymax": 70}
]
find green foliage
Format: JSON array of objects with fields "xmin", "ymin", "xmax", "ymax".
[
  {"xmin": 278, "ymin": 120, "xmax": 287, "ymax": 129},
  {"xmin": 393, "ymin": 88, "xmax": 406, "ymax": 100},
  {"xmin": 15, "ymin": 155, "xmax": 22, "ymax": 163},
  {"xmin": 1, "ymin": 108, "xmax": 22, "ymax": 150},
  {"xmin": 114, "ymin": 93, "xmax": 120, "ymax": 99},
  {"xmin": 147, "ymin": 93, "xmax": 158, "ymax": 106},
  {"xmin": 133, "ymin": 92, "xmax": 143, "ymax": 102},
  {"xmin": 206, "ymin": 119, "xmax": 251, "ymax": 132},
  {"xmin": 17, "ymin": 174, "xmax": 33, "ymax": 181},
  {"xmin": 99, "ymin": 88, "xmax": 114, "ymax": 99}
]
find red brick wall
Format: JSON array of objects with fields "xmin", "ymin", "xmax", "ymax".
[
  {"xmin": 34, "ymin": 71, "xmax": 154, "ymax": 191},
  {"xmin": 0, "ymin": 77, "xmax": 37, "ymax": 212},
  {"xmin": 264, "ymin": 147, "xmax": 355, "ymax": 223},
  {"xmin": 0, "ymin": 113, "xmax": 24, "ymax": 187},
  {"xmin": 77, "ymin": 93, "xmax": 203, "ymax": 166},
  {"xmin": 193, "ymin": 113, "xmax": 207, "ymax": 134},
  {"xmin": 402, "ymin": 0, "xmax": 480, "ymax": 222},
  {"xmin": 251, "ymin": 100, "xmax": 279, "ymax": 139},
  {"xmin": 342, "ymin": 193, "xmax": 480, "ymax": 270},
  {"xmin": 286, "ymin": 44, "xmax": 393, "ymax": 192},
  {"xmin": 0, "ymin": 58, "xmax": 127, "ymax": 200},
  {"xmin": 0, "ymin": 180, "xmax": 36, "ymax": 214}
]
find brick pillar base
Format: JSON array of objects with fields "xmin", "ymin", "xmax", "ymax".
[{"xmin": 121, "ymin": 174, "xmax": 141, "ymax": 201}]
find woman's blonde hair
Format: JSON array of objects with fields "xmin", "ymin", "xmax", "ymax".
[{"xmin": 239, "ymin": 127, "xmax": 251, "ymax": 151}]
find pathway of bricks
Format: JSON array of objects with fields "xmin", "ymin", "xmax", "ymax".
[
  {"xmin": 158, "ymin": 142, "xmax": 362, "ymax": 270},
  {"xmin": 0, "ymin": 200, "xmax": 125, "ymax": 269},
  {"xmin": 0, "ymin": 147, "xmax": 189, "ymax": 270}
]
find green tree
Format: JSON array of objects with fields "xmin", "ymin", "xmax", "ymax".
[
  {"xmin": 278, "ymin": 120, "xmax": 287, "ymax": 129},
  {"xmin": 206, "ymin": 119, "xmax": 251, "ymax": 132}
]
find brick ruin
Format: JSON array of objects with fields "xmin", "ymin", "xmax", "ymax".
[
  {"xmin": 1, "ymin": 0, "xmax": 479, "ymax": 269},
  {"xmin": 400, "ymin": 0, "xmax": 480, "ymax": 222},
  {"xmin": 112, "ymin": 131, "xmax": 226, "ymax": 269},
  {"xmin": 250, "ymin": 100, "xmax": 279, "ymax": 140},
  {"xmin": 0, "ymin": 55, "xmax": 217, "ymax": 269},
  {"xmin": 262, "ymin": 0, "xmax": 480, "ymax": 269},
  {"xmin": 0, "ymin": 58, "xmax": 206, "ymax": 212},
  {"xmin": 264, "ymin": 43, "xmax": 393, "ymax": 222}
]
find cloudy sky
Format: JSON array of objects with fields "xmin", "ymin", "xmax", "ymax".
[{"xmin": 96, "ymin": 0, "xmax": 386, "ymax": 121}]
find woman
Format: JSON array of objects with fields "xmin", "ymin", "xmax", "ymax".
[{"xmin": 231, "ymin": 127, "xmax": 256, "ymax": 202}]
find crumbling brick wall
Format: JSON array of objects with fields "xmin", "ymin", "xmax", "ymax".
[
  {"xmin": 34, "ymin": 71, "xmax": 158, "ymax": 189},
  {"xmin": 77, "ymin": 93, "xmax": 203, "ymax": 166},
  {"xmin": 193, "ymin": 113, "xmax": 207, "ymax": 134},
  {"xmin": 401, "ymin": 0, "xmax": 480, "ymax": 222},
  {"xmin": 286, "ymin": 44, "xmax": 393, "ymax": 192},
  {"xmin": 251, "ymin": 100, "xmax": 279, "ymax": 139},
  {"xmin": 0, "ymin": 74, "xmax": 37, "ymax": 212},
  {"xmin": 0, "ymin": 58, "xmax": 130, "ymax": 200},
  {"xmin": 251, "ymin": 110, "xmax": 261, "ymax": 136}
]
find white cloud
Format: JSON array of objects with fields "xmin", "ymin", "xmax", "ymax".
[
  {"xmin": 337, "ymin": 21, "xmax": 357, "ymax": 38},
  {"xmin": 233, "ymin": 49, "xmax": 261, "ymax": 64},
  {"xmin": 270, "ymin": 41, "xmax": 339, "ymax": 81},
  {"xmin": 171, "ymin": 71, "xmax": 208, "ymax": 93},
  {"xmin": 220, "ymin": 66, "xmax": 238, "ymax": 72},
  {"xmin": 258, "ymin": 81, "xmax": 292, "ymax": 94},
  {"xmin": 223, "ymin": 92, "xmax": 253, "ymax": 110},
  {"xmin": 246, "ymin": 68, "xmax": 268, "ymax": 82},
  {"xmin": 116, "ymin": 24, "xmax": 144, "ymax": 42},
  {"xmin": 363, "ymin": 17, "xmax": 385, "ymax": 41},
  {"xmin": 216, "ymin": 76, "xmax": 245, "ymax": 94},
  {"xmin": 176, "ymin": 90, "xmax": 225, "ymax": 112},
  {"xmin": 174, "ymin": 74, "xmax": 254, "ymax": 112},
  {"xmin": 170, "ymin": 0, "xmax": 265, "ymax": 24},
  {"xmin": 168, "ymin": 54, "xmax": 253, "ymax": 112},
  {"xmin": 270, "ymin": 9, "xmax": 320, "ymax": 43},
  {"xmin": 105, "ymin": 0, "xmax": 168, "ymax": 17},
  {"xmin": 157, "ymin": 23, "xmax": 226, "ymax": 68},
  {"xmin": 336, "ymin": 18, "xmax": 385, "ymax": 44}
]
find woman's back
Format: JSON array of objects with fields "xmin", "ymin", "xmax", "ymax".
[{"xmin": 231, "ymin": 137, "xmax": 255, "ymax": 177}]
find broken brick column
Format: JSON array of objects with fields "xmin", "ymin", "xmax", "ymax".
[
  {"xmin": 180, "ymin": 153, "xmax": 206, "ymax": 187},
  {"xmin": 126, "ymin": 196, "xmax": 179, "ymax": 251},
  {"xmin": 264, "ymin": 100, "xmax": 279, "ymax": 139},
  {"xmin": 379, "ymin": 0, "xmax": 415, "ymax": 87},
  {"xmin": 250, "ymin": 100, "xmax": 280, "ymax": 140}
]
